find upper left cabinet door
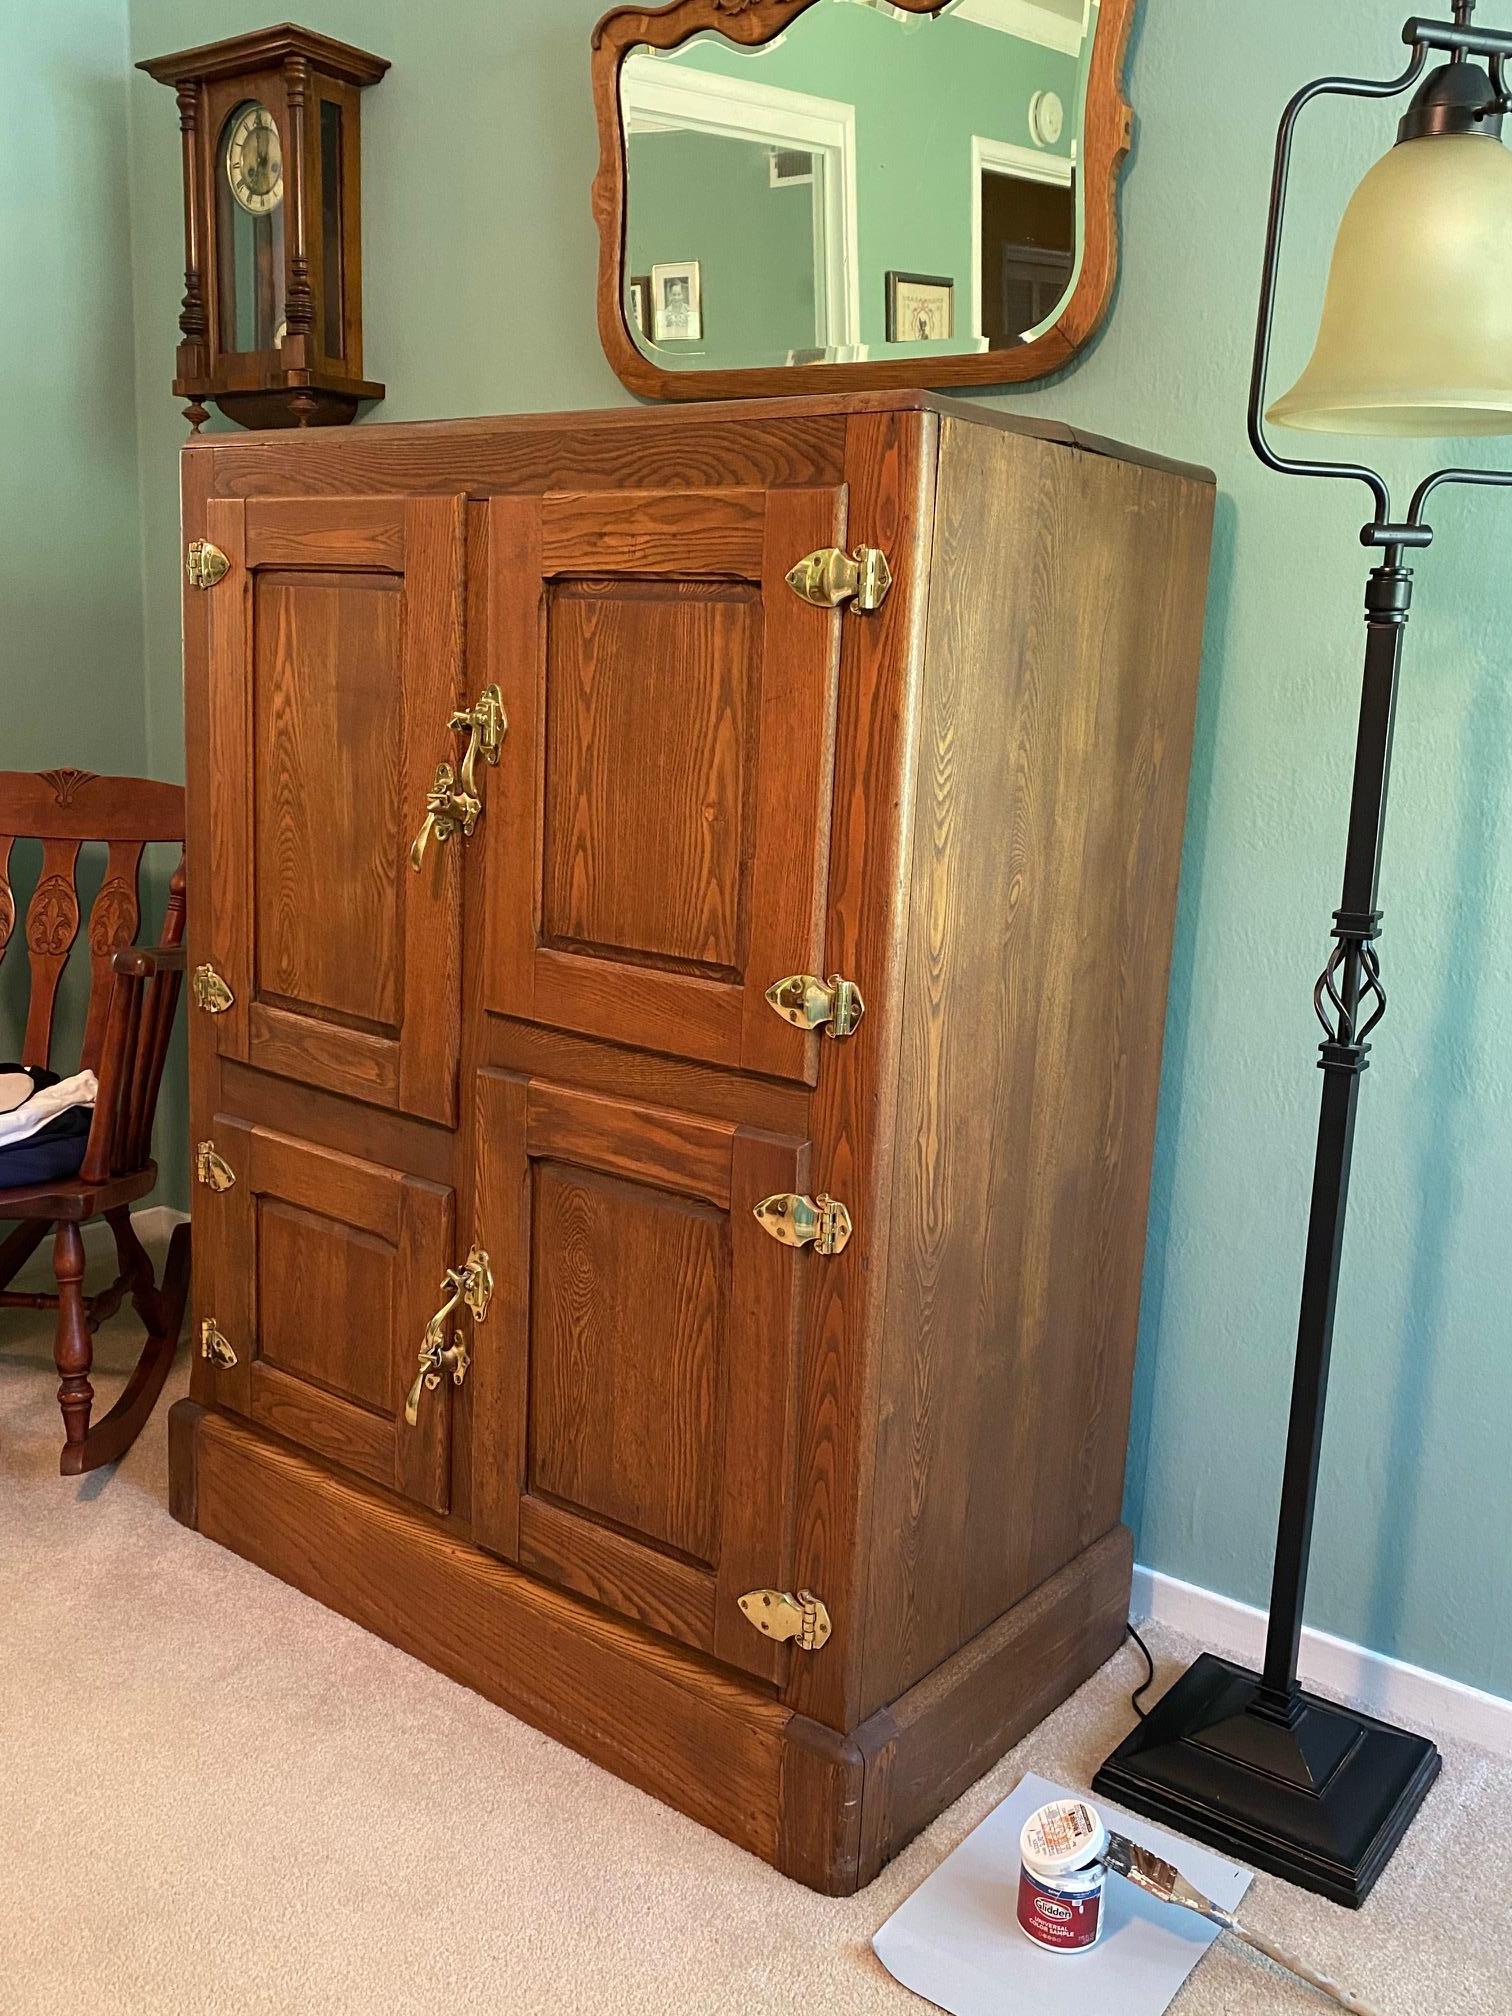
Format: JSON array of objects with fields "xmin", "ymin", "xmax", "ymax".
[{"xmin": 199, "ymin": 494, "xmax": 467, "ymax": 1124}]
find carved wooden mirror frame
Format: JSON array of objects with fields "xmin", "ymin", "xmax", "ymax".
[{"xmin": 592, "ymin": 0, "xmax": 1135, "ymax": 401}]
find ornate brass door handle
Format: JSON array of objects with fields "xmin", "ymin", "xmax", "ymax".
[
  {"xmin": 403, "ymin": 1244, "xmax": 493, "ymax": 1426},
  {"xmin": 409, "ymin": 683, "xmax": 507, "ymax": 873}
]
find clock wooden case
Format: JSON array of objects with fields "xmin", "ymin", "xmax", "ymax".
[{"xmin": 140, "ymin": 24, "xmax": 387, "ymax": 431}]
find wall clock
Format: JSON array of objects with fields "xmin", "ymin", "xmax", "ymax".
[
  {"xmin": 139, "ymin": 24, "xmax": 388, "ymax": 431},
  {"xmin": 1030, "ymin": 89, "xmax": 1066, "ymax": 149}
]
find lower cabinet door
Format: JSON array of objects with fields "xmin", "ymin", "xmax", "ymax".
[
  {"xmin": 471, "ymin": 1071, "xmax": 807, "ymax": 1685},
  {"xmin": 193, "ymin": 1118, "xmax": 458, "ymax": 1513}
]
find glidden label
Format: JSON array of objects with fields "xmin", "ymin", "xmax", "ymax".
[{"xmin": 1016, "ymin": 1865, "xmax": 1103, "ymax": 1951}]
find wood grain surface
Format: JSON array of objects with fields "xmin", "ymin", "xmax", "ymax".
[
  {"xmin": 862, "ymin": 417, "xmax": 1214, "ymax": 1710},
  {"xmin": 180, "ymin": 394, "xmax": 1214, "ymax": 1888}
]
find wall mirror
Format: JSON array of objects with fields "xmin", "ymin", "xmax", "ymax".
[{"xmin": 592, "ymin": 0, "xmax": 1132, "ymax": 400}]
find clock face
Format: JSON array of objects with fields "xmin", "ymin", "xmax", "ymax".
[{"xmin": 225, "ymin": 103, "xmax": 284, "ymax": 215}]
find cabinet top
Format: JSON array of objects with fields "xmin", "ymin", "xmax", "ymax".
[{"xmin": 184, "ymin": 389, "xmax": 1214, "ymax": 490}]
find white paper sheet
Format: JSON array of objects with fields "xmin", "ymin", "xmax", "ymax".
[{"xmin": 873, "ymin": 1773, "xmax": 1253, "ymax": 2016}]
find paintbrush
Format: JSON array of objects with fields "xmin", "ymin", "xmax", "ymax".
[{"xmin": 1100, "ymin": 1831, "xmax": 1383, "ymax": 2016}]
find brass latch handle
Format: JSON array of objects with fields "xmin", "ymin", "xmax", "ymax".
[
  {"xmin": 409, "ymin": 760, "xmax": 480, "ymax": 872},
  {"xmin": 403, "ymin": 1245, "xmax": 493, "ymax": 1426},
  {"xmin": 409, "ymin": 684, "xmax": 507, "ymax": 873}
]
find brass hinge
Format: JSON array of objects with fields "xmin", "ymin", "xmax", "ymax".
[
  {"xmin": 191, "ymin": 963, "xmax": 234, "ymax": 1015},
  {"xmin": 194, "ymin": 1141, "xmax": 236, "ymax": 1192},
  {"xmin": 786, "ymin": 545, "xmax": 893, "ymax": 613},
  {"xmin": 199, "ymin": 1318, "xmax": 237, "ymax": 1368},
  {"xmin": 753, "ymin": 1192, "xmax": 853, "ymax": 1256},
  {"xmin": 765, "ymin": 972, "xmax": 864, "ymax": 1039},
  {"xmin": 738, "ymin": 1588, "xmax": 833, "ymax": 1652},
  {"xmin": 404, "ymin": 1244, "xmax": 493, "ymax": 1427},
  {"xmin": 185, "ymin": 539, "xmax": 229, "ymax": 589}
]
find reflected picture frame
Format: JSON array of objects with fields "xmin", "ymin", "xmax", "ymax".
[
  {"xmin": 651, "ymin": 259, "xmax": 703, "ymax": 343},
  {"xmin": 885, "ymin": 271, "xmax": 955, "ymax": 344}
]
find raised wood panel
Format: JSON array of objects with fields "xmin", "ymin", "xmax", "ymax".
[
  {"xmin": 190, "ymin": 1115, "xmax": 455, "ymax": 1513},
  {"xmin": 252, "ymin": 567, "xmax": 403, "ymax": 1035},
  {"xmin": 471, "ymin": 1068, "xmax": 807, "ymax": 1682},
  {"xmin": 483, "ymin": 485, "xmax": 843, "ymax": 1084},
  {"xmin": 202, "ymin": 491, "xmax": 465, "ymax": 1124},
  {"xmin": 541, "ymin": 579, "xmax": 757, "ymax": 978},
  {"xmin": 255, "ymin": 1203, "xmax": 396, "ymax": 1415},
  {"xmin": 530, "ymin": 1162, "xmax": 726, "ymax": 1567}
]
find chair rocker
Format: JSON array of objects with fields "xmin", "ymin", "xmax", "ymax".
[{"xmin": 0, "ymin": 769, "xmax": 189, "ymax": 1475}]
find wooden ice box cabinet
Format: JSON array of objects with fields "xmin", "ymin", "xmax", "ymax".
[{"xmin": 170, "ymin": 391, "xmax": 1214, "ymax": 1892}]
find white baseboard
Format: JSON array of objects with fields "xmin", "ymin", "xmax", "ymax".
[
  {"xmin": 1132, "ymin": 1564, "xmax": 1512, "ymax": 1759},
  {"xmin": 132, "ymin": 1204, "xmax": 189, "ymax": 1241}
]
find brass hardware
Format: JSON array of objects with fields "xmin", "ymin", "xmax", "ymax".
[
  {"xmin": 409, "ymin": 683, "xmax": 507, "ymax": 872},
  {"xmin": 737, "ymin": 1588, "xmax": 832, "ymax": 1652},
  {"xmin": 786, "ymin": 545, "xmax": 893, "ymax": 612},
  {"xmin": 765, "ymin": 973, "xmax": 864, "ymax": 1039},
  {"xmin": 191, "ymin": 963, "xmax": 234, "ymax": 1014},
  {"xmin": 404, "ymin": 1244, "xmax": 493, "ymax": 1427},
  {"xmin": 185, "ymin": 538, "xmax": 230, "ymax": 589},
  {"xmin": 753, "ymin": 1192, "xmax": 853, "ymax": 1256},
  {"xmin": 194, "ymin": 1141, "xmax": 236, "ymax": 1192},
  {"xmin": 409, "ymin": 760, "xmax": 480, "ymax": 871},
  {"xmin": 199, "ymin": 1318, "xmax": 237, "ymax": 1369}
]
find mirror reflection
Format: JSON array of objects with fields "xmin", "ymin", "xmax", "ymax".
[{"xmin": 621, "ymin": 0, "xmax": 1097, "ymax": 372}]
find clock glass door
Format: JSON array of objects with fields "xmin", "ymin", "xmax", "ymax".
[{"xmin": 216, "ymin": 99, "xmax": 287, "ymax": 355}]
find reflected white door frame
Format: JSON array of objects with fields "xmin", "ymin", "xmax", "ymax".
[
  {"xmin": 969, "ymin": 133, "xmax": 1077, "ymax": 346},
  {"xmin": 621, "ymin": 54, "xmax": 860, "ymax": 348}
]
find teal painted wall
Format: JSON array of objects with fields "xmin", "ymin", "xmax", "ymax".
[
  {"xmin": 626, "ymin": 129, "xmax": 816, "ymax": 361},
  {"xmin": 0, "ymin": 1, "xmax": 152, "ymax": 1090},
  {"xmin": 112, "ymin": 0, "xmax": 1512, "ymax": 1697}
]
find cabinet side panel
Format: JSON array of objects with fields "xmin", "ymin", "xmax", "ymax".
[{"xmin": 864, "ymin": 418, "xmax": 1214, "ymax": 1711}]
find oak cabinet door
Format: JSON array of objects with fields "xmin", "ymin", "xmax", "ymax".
[
  {"xmin": 484, "ymin": 486, "xmax": 845, "ymax": 1084},
  {"xmin": 193, "ymin": 1118, "xmax": 457, "ymax": 1513},
  {"xmin": 202, "ymin": 494, "xmax": 467, "ymax": 1123},
  {"xmin": 471, "ymin": 1070, "xmax": 807, "ymax": 1684}
]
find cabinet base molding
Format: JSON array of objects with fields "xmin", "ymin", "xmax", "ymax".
[{"xmin": 168, "ymin": 1400, "xmax": 1132, "ymax": 1892}]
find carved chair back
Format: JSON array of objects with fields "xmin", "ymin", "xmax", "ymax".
[{"xmin": 0, "ymin": 769, "xmax": 186, "ymax": 1180}]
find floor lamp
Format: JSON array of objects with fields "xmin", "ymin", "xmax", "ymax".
[{"xmin": 1094, "ymin": 1, "xmax": 1512, "ymax": 1906}]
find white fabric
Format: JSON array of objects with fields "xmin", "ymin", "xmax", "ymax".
[
  {"xmin": 0, "ymin": 1068, "xmax": 37, "ymax": 1116},
  {"xmin": 0, "ymin": 1069, "xmax": 96, "ymax": 1147}
]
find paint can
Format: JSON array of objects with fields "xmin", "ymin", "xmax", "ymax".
[{"xmin": 1017, "ymin": 1799, "xmax": 1109, "ymax": 1953}]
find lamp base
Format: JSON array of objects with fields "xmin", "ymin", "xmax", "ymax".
[{"xmin": 1091, "ymin": 1653, "xmax": 1440, "ymax": 1907}]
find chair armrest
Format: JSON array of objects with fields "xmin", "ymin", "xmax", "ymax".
[{"xmin": 112, "ymin": 944, "xmax": 187, "ymax": 978}]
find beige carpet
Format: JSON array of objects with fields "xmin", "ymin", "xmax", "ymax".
[{"xmin": 2, "ymin": 1223, "xmax": 1504, "ymax": 2016}]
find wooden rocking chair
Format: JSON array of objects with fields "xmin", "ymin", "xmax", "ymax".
[{"xmin": 0, "ymin": 769, "xmax": 190, "ymax": 1474}]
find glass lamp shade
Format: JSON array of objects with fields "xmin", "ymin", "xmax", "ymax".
[{"xmin": 1268, "ymin": 132, "xmax": 1512, "ymax": 437}]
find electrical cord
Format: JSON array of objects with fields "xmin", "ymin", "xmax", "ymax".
[{"xmin": 1126, "ymin": 1621, "xmax": 1157, "ymax": 1720}]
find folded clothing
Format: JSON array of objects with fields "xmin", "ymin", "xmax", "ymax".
[
  {"xmin": 0, "ymin": 1065, "xmax": 97, "ymax": 1187},
  {"xmin": 0, "ymin": 1066, "xmax": 98, "ymax": 1147}
]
